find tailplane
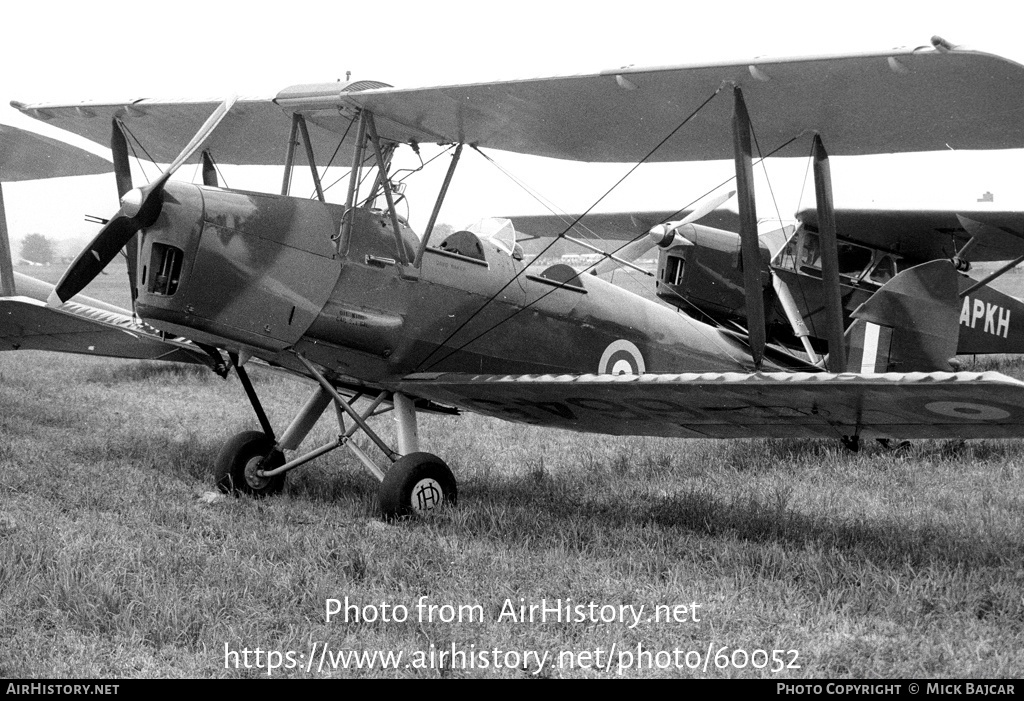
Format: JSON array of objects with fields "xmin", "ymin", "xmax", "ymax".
[{"xmin": 843, "ymin": 260, "xmax": 959, "ymax": 372}]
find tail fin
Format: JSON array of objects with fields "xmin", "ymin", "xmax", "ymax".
[{"xmin": 844, "ymin": 260, "xmax": 959, "ymax": 372}]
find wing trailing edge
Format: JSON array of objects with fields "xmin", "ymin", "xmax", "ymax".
[{"xmin": 397, "ymin": 370, "xmax": 1024, "ymax": 440}]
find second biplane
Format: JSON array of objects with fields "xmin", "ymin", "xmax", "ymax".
[{"xmin": 11, "ymin": 39, "xmax": 1024, "ymax": 516}]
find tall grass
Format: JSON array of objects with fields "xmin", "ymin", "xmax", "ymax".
[{"xmin": 2, "ymin": 350, "xmax": 1023, "ymax": 678}]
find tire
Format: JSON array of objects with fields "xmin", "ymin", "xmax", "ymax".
[
  {"xmin": 378, "ymin": 452, "xmax": 457, "ymax": 519},
  {"xmin": 214, "ymin": 431, "xmax": 286, "ymax": 497}
]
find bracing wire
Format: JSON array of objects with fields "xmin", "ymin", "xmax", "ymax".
[
  {"xmin": 414, "ymin": 86, "xmax": 725, "ymax": 372},
  {"xmin": 750, "ymin": 120, "xmax": 788, "ymax": 229},
  {"xmin": 118, "ymin": 122, "xmax": 157, "ymax": 184},
  {"xmin": 796, "ymin": 138, "xmax": 816, "ymax": 215},
  {"xmin": 419, "ymin": 129, "xmax": 806, "ymax": 373},
  {"xmin": 307, "ymin": 119, "xmax": 356, "ymax": 199}
]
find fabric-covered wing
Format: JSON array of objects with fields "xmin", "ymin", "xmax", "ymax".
[
  {"xmin": 0, "ymin": 124, "xmax": 111, "ymax": 181},
  {"xmin": 0, "ymin": 295, "xmax": 210, "ymax": 365},
  {"xmin": 12, "ymin": 98, "xmax": 354, "ymax": 167},
  {"xmin": 506, "ymin": 210, "xmax": 742, "ymax": 241},
  {"xmin": 17, "ymin": 47, "xmax": 1024, "ymax": 166},
  {"xmin": 797, "ymin": 209, "xmax": 1024, "ymax": 262},
  {"xmin": 334, "ymin": 47, "xmax": 1024, "ymax": 162},
  {"xmin": 397, "ymin": 371, "xmax": 1024, "ymax": 440}
]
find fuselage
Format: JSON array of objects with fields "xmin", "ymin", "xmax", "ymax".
[
  {"xmin": 132, "ymin": 182, "xmax": 780, "ymax": 386},
  {"xmin": 655, "ymin": 222, "xmax": 1024, "ymax": 355}
]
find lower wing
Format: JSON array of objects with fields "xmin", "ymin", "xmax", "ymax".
[
  {"xmin": 398, "ymin": 371, "xmax": 1024, "ymax": 440},
  {"xmin": 1, "ymin": 275, "xmax": 213, "ymax": 366}
]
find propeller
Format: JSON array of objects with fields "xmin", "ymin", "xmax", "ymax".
[
  {"xmin": 49, "ymin": 97, "xmax": 237, "ymax": 306},
  {"xmin": 590, "ymin": 190, "xmax": 735, "ymax": 276}
]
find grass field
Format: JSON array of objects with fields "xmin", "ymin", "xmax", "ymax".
[{"xmin": 2, "ymin": 264, "xmax": 1024, "ymax": 678}]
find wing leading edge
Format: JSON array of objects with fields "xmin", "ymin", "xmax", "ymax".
[
  {"xmin": 337, "ymin": 46, "xmax": 1024, "ymax": 161},
  {"xmin": 397, "ymin": 371, "xmax": 1024, "ymax": 440},
  {"xmin": 15, "ymin": 46, "xmax": 1024, "ymax": 165}
]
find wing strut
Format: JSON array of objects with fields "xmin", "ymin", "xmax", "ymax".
[
  {"xmin": 811, "ymin": 135, "xmax": 847, "ymax": 372},
  {"xmin": 0, "ymin": 185, "xmax": 14, "ymax": 296},
  {"xmin": 201, "ymin": 149, "xmax": 218, "ymax": 187},
  {"xmin": 415, "ymin": 143, "xmax": 463, "ymax": 268},
  {"xmin": 296, "ymin": 115, "xmax": 325, "ymax": 203},
  {"xmin": 955, "ymin": 215, "xmax": 1024, "ymax": 296},
  {"xmin": 732, "ymin": 87, "xmax": 766, "ymax": 369},
  {"xmin": 363, "ymin": 112, "xmax": 407, "ymax": 266},
  {"xmin": 281, "ymin": 114, "xmax": 299, "ymax": 196},
  {"xmin": 960, "ymin": 254, "xmax": 1024, "ymax": 298},
  {"xmin": 338, "ymin": 111, "xmax": 367, "ymax": 253},
  {"xmin": 771, "ymin": 272, "xmax": 821, "ymax": 363}
]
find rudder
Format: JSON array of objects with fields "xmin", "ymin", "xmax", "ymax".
[{"xmin": 844, "ymin": 259, "xmax": 959, "ymax": 372}]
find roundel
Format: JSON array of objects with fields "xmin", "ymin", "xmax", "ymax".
[
  {"xmin": 924, "ymin": 401, "xmax": 1011, "ymax": 421},
  {"xmin": 599, "ymin": 340, "xmax": 646, "ymax": 375}
]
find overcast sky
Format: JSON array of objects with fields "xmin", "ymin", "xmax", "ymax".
[{"xmin": 3, "ymin": 0, "xmax": 1024, "ymax": 244}]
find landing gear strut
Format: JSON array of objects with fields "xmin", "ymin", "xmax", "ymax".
[{"xmin": 216, "ymin": 352, "xmax": 456, "ymax": 518}]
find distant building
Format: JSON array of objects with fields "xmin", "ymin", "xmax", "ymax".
[{"xmin": 978, "ymin": 191, "xmax": 994, "ymax": 202}]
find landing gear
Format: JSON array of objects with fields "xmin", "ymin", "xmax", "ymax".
[
  {"xmin": 877, "ymin": 438, "xmax": 913, "ymax": 454},
  {"xmin": 214, "ymin": 431, "xmax": 285, "ymax": 497},
  {"xmin": 378, "ymin": 452, "xmax": 457, "ymax": 519},
  {"xmin": 840, "ymin": 435, "xmax": 861, "ymax": 453},
  {"xmin": 217, "ymin": 352, "xmax": 458, "ymax": 517}
]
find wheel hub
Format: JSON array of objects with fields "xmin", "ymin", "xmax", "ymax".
[
  {"xmin": 410, "ymin": 478, "xmax": 443, "ymax": 511},
  {"xmin": 244, "ymin": 456, "xmax": 272, "ymax": 490}
]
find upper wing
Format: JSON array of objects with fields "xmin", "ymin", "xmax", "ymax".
[
  {"xmin": 11, "ymin": 97, "xmax": 356, "ymax": 167},
  {"xmin": 336, "ymin": 46, "xmax": 1024, "ymax": 161},
  {"xmin": 797, "ymin": 208, "xmax": 1024, "ymax": 262},
  {"xmin": 15, "ymin": 46, "xmax": 1024, "ymax": 165},
  {"xmin": 397, "ymin": 371, "xmax": 1024, "ymax": 440},
  {"xmin": 505, "ymin": 210, "xmax": 742, "ymax": 241},
  {"xmin": 0, "ymin": 124, "xmax": 111, "ymax": 181}
]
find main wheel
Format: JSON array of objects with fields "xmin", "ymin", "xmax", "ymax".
[
  {"xmin": 214, "ymin": 431, "xmax": 286, "ymax": 497},
  {"xmin": 378, "ymin": 452, "xmax": 457, "ymax": 519}
]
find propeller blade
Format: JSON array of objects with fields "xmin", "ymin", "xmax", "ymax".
[
  {"xmin": 648, "ymin": 190, "xmax": 736, "ymax": 244},
  {"xmin": 166, "ymin": 95, "xmax": 237, "ymax": 176},
  {"xmin": 591, "ymin": 237, "xmax": 658, "ymax": 276},
  {"xmin": 49, "ymin": 97, "xmax": 236, "ymax": 306},
  {"xmin": 122, "ymin": 96, "xmax": 235, "ymax": 216},
  {"xmin": 49, "ymin": 214, "xmax": 139, "ymax": 305},
  {"xmin": 592, "ymin": 190, "xmax": 736, "ymax": 276},
  {"xmin": 111, "ymin": 118, "xmax": 138, "ymax": 308}
]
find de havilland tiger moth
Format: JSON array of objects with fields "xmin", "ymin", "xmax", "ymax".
[{"xmin": 5, "ymin": 37, "xmax": 1024, "ymax": 517}]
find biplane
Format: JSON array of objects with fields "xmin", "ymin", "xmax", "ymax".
[{"xmin": 8, "ymin": 38, "xmax": 1024, "ymax": 517}]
